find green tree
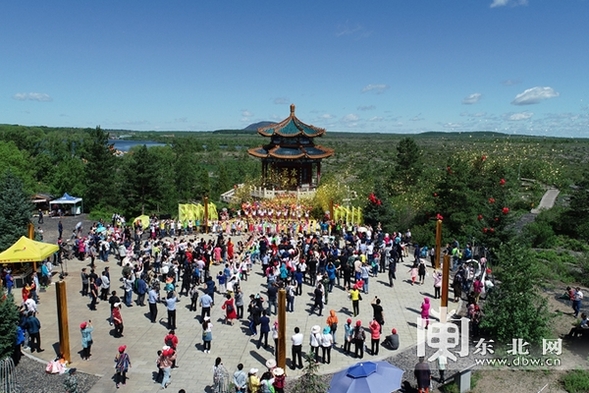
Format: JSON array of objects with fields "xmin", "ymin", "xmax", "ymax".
[
  {"xmin": 0, "ymin": 294, "xmax": 19, "ymax": 359},
  {"xmin": 363, "ymin": 181, "xmax": 396, "ymax": 233},
  {"xmin": 172, "ymin": 139, "xmax": 203, "ymax": 202},
  {"xmin": 0, "ymin": 171, "xmax": 32, "ymax": 251},
  {"xmin": 47, "ymin": 158, "xmax": 87, "ymax": 197},
  {"xmin": 0, "ymin": 141, "xmax": 35, "ymax": 192},
  {"xmin": 560, "ymin": 167, "xmax": 589, "ymax": 241},
  {"xmin": 431, "ymin": 154, "xmax": 514, "ymax": 249},
  {"xmin": 391, "ymin": 137, "xmax": 423, "ymax": 193},
  {"xmin": 480, "ymin": 241, "xmax": 550, "ymax": 345},
  {"xmin": 214, "ymin": 163, "xmax": 231, "ymax": 200},
  {"xmin": 82, "ymin": 127, "xmax": 117, "ymax": 211},
  {"xmin": 122, "ymin": 145, "xmax": 168, "ymax": 216}
]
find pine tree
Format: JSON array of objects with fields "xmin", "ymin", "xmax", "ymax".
[
  {"xmin": 390, "ymin": 137, "xmax": 423, "ymax": 194},
  {"xmin": 290, "ymin": 353, "xmax": 327, "ymax": 393},
  {"xmin": 0, "ymin": 171, "xmax": 32, "ymax": 251},
  {"xmin": 83, "ymin": 126, "xmax": 117, "ymax": 211}
]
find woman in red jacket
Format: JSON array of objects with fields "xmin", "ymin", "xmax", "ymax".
[{"xmin": 221, "ymin": 294, "xmax": 237, "ymax": 325}]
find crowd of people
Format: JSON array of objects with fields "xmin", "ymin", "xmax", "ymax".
[{"xmin": 1, "ymin": 211, "xmax": 501, "ymax": 392}]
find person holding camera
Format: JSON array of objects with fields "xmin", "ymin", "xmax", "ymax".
[{"xmin": 371, "ymin": 296, "xmax": 385, "ymax": 333}]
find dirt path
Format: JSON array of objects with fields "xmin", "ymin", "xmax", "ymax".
[{"xmin": 532, "ymin": 188, "xmax": 560, "ymax": 214}]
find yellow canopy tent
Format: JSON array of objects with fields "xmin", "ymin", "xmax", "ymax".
[
  {"xmin": 0, "ymin": 236, "xmax": 59, "ymax": 263},
  {"xmin": 133, "ymin": 215, "xmax": 150, "ymax": 230}
]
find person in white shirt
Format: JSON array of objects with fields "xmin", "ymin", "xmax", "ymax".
[
  {"xmin": 309, "ymin": 325, "xmax": 321, "ymax": 362},
  {"xmin": 23, "ymin": 297, "xmax": 37, "ymax": 314},
  {"xmin": 320, "ymin": 327, "xmax": 334, "ymax": 364},
  {"xmin": 100, "ymin": 270, "xmax": 111, "ymax": 301},
  {"xmin": 438, "ymin": 354, "xmax": 447, "ymax": 384},
  {"xmin": 291, "ymin": 327, "xmax": 304, "ymax": 369}
]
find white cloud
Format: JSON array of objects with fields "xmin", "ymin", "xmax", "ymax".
[
  {"xmin": 336, "ymin": 22, "xmax": 362, "ymax": 37},
  {"xmin": 335, "ymin": 22, "xmax": 372, "ymax": 39},
  {"xmin": 369, "ymin": 116, "xmax": 383, "ymax": 122},
  {"xmin": 343, "ymin": 114, "xmax": 359, "ymax": 122},
  {"xmin": 490, "ymin": 0, "xmax": 528, "ymax": 8},
  {"xmin": 460, "ymin": 111, "xmax": 487, "ymax": 118},
  {"xmin": 320, "ymin": 113, "xmax": 334, "ymax": 120},
  {"xmin": 410, "ymin": 114, "xmax": 424, "ymax": 122},
  {"xmin": 462, "ymin": 93, "xmax": 482, "ymax": 105},
  {"xmin": 12, "ymin": 92, "xmax": 52, "ymax": 102},
  {"xmin": 240, "ymin": 110, "xmax": 253, "ymax": 122},
  {"xmin": 361, "ymin": 84, "xmax": 389, "ymax": 94},
  {"xmin": 508, "ymin": 111, "xmax": 533, "ymax": 121},
  {"xmin": 357, "ymin": 105, "xmax": 375, "ymax": 111},
  {"xmin": 511, "ymin": 86, "xmax": 559, "ymax": 105},
  {"xmin": 502, "ymin": 79, "xmax": 521, "ymax": 86},
  {"xmin": 441, "ymin": 122, "xmax": 465, "ymax": 129},
  {"xmin": 273, "ymin": 97, "xmax": 289, "ymax": 105}
]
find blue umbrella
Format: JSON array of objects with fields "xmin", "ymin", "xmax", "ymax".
[{"xmin": 328, "ymin": 361, "xmax": 404, "ymax": 393}]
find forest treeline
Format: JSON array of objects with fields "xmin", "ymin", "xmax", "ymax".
[{"xmin": 2, "ymin": 123, "xmax": 589, "ymax": 250}]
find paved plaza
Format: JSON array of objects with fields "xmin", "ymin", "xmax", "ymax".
[{"xmin": 26, "ymin": 216, "xmax": 446, "ymax": 392}]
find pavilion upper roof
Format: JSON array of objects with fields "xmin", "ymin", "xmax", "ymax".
[{"xmin": 258, "ymin": 104, "xmax": 325, "ymax": 138}]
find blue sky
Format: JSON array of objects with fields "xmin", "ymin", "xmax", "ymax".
[{"xmin": 2, "ymin": 0, "xmax": 588, "ymax": 137}]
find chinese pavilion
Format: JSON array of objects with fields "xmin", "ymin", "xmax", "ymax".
[{"xmin": 248, "ymin": 104, "xmax": 334, "ymax": 191}]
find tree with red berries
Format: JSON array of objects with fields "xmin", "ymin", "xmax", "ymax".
[
  {"xmin": 432, "ymin": 154, "xmax": 516, "ymax": 250},
  {"xmin": 363, "ymin": 182, "xmax": 395, "ymax": 232}
]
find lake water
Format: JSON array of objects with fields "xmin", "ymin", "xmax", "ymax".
[{"xmin": 110, "ymin": 140, "xmax": 166, "ymax": 152}]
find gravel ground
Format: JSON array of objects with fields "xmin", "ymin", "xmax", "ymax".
[{"xmin": 13, "ymin": 354, "xmax": 100, "ymax": 393}]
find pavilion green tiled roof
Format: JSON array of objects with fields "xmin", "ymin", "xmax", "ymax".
[
  {"xmin": 248, "ymin": 104, "xmax": 334, "ymax": 161},
  {"xmin": 258, "ymin": 104, "xmax": 326, "ymax": 138}
]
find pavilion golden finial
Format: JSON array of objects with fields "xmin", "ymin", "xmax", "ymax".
[{"xmin": 290, "ymin": 103, "xmax": 295, "ymax": 116}]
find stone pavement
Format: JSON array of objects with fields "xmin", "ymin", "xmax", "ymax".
[{"xmin": 29, "ymin": 218, "xmax": 446, "ymax": 393}]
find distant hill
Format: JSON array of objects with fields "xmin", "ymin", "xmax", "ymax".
[{"xmin": 243, "ymin": 121, "xmax": 276, "ymax": 131}]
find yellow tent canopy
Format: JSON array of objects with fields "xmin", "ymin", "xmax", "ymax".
[
  {"xmin": 0, "ymin": 236, "xmax": 59, "ymax": 263},
  {"xmin": 133, "ymin": 215, "xmax": 150, "ymax": 230}
]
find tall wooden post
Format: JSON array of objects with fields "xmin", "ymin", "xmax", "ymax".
[
  {"xmin": 56, "ymin": 280, "xmax": 71, "ymax": 362},
  {"xmin": 277, "ymin": 288, "xmax": 287, "ymax": 370},
  {"xmin": 435, "ymin": 219, "xmax": 442, "ymax": 269},
  {"xmin": 203, "ymin": 196, "xmax": 209, "ymax": 234},
  {"xmin": 441, "ymin": 254, "xmax": 450, "ymax": 308}
]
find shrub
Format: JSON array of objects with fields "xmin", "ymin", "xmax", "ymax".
[
  {"xmin": 290, "ymin": 353, "xmax": 327, "ymax": 393},
  {"xmin": 561, "ymin": 369, "xmax": 589, "ymax": 393},
  {"xmin": 521, "ymin": 221, "xmax": 556, "ymax": 248}
]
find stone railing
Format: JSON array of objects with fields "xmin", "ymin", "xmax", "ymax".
[{"xmin": 220, "ymin": 184, "xmax": 316, "ymax": 202}]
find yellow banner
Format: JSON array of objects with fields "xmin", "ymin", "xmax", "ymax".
[{"xmin": 178, "ymin": 203, "xmax": 218, "ymax": 223}]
